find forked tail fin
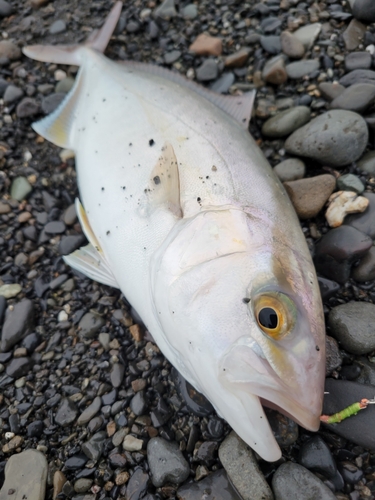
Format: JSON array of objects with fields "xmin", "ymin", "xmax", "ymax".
[{"xmin": 22, "ymin": 1, "xmax": 122, "ymax": 65}]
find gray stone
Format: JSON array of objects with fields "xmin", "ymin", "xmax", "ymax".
[
  {"xmin": 345, "ymin": 51, "xmax": 372, "ymax": 71},
  {"xmin": 285, "ymin": 110, "xmax": 368, "ymax": 167},
  {"xmin": 1, "ymin": 299, "xmax": 34, "ymax": 352},
  {"xmin": 351, "ymin": 0, "xmax": 375, "ymax": 23},
  {"xmin": 16, "ymin": 97, "xmax": 39, "ymax": 118},
  {"xmin": 63, "ymin": 204, "xmax": 77, "ymax": 225},
  {"xmin": 210, "ymin": 72, "xmax": 235, "ymax": 94},
  {"xmin": 352, "ymin": 246, "xmax": 375, "ymax": 282},
  {"xmin": 130, "ymin": 391, "xmax": 148, "ymax": 416},
  {"xmin": 0, "ymin": 449, "xmax": 47, "ymax": 500},
  {"xmin": 147, "ymin": 437, "xmax": 190, "ymax": 487},
  {"xmin": 318, "ymin": 82, "xmax": 345, "ymax": 101},
  {"xmin": 196, "ymin": 59, "xmax": 219, "ymax": 82},
  {"xmin": 182, "ymin": 4, "xmax": 197, "ymax": 19},
  {"xmin": 262, "ymin": 55, "xmax": 287, "ymax": 85},
  {"xmin": 41, "ymin": 93, "xmax": 66, "ymax": 114},
  {"xmin": 357, "ymin": 150, "xmax": 375, "ymax": 175},
  {"xmin": 328, "ymin": 301, "xmax": 375, "ymax": 355},
  {"xmin": 44, "ymin": 221, "xmax": 66, "ymax": 234},
  {"xmin": 218, "ymin": 431, "xmax": 273, "ymax": 500},
  {"xmin": 337, "ymin": 173, "xmax": 364, "ymax": 193},
  {"xmin": 0, "ymin": 40, "xmax": 21, "ymax": 60},
  {"xmin": 78, "ymin": 312, "xmax": 105, "ymax": 338},
  {"xmin": 59, "ymin": 235, "xmax": 86, "ymax": 255},
  {"xmin": 330, "ymin": 83, "xmax": 375, "ymax": 113},
  {"xmin": 11, "ymin": 176, "xmax": 32, "ymax": 201},
  {"xmin": 6, "ymin": 357, "xmax": 31, "ymax": 378},
  {"xmin": 274, "ymin": 159, "xmax": 305, "ymax": 182},
  {"xmin": 262, "ymin": 106, "xmax": 311, "ymax": 138},
  {"xmin": 260, "ymin": 35, "xmax": 281, "ymax": 55},
  {"xmin": 55, "ymin": 77, "xmax": 75, "ymax": 94},
  {"xmin": 110, "ymin": 362, "xmax": 125, "ymax": 388},
  {"xmin": 164, "ymin": 50, "xmax": 181, "ymax": 65},
  {"xmin": 4, "ymin": 85, "xmax": 23, "ymax": 104},
  {"xmin": 293, "ymin": 23, "xmax": 322, "ymax": 49},
  {"xmin": 285, "ymin": 59, "xmax": 319, "ymax": 79},
  {"xmin": 340, "ymin": 69, "xmax": 375, "ymax": 87},
  {"xmin": 154, "ymin": 0, "xmax": 176, "ymax": 20},
  {"xmin": 73, "ymin": 479, "xmax": 92, "ymax": 494},
  {"xmin": 0, "ymin": 0, "xmax": 12, "ymax": 17},
  {"xmin": 280, "ymin": 31, "xmax": 304, "ymax": 59},
  {"xmin": 272, "ymin": 462, "xmax": 336, "ymax": 500},
  {"xmin": 81, "ymin": 431, "xmax": 106, "ymax": 461},
  {"xmin": 77, "ymin": 396, "xmax": 102, "ymax": 425},
  {"xmin": 343, "ymin": 19, "xmax": 366, "ymax": 50},
  {"xmin": 344, "ymin": 193, "xmax": 375, "ymax": 238},
  {"xmin": 55, "ymin": 397, "xmax": 78, "ymax": 427},
  {"xmin": 49, "ymin": 19, "xmax": 66, "ymax": 35},
  {"xmin": 177, "ymin": 469, "xmax": 242, "ymax": 500}
]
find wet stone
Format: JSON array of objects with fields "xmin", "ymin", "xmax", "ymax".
[
  {"xmin": 298, "ymin": 436, "xmax": 337, "ymax": 479},
  {"xmin": 343, "ymin": 19, "xmax": 366, "ymax": 50},
  {"xmin": 177, "ymin": 469, "xmax": 242, "ymax": 500},
  {"xmin": 59, "ymin": 235, "xmax": 86, "ymax": 255},
  {"xmin": 218, "ymin": 431, "xmax": 273, "ymax": 500},
  {"xmin": 340, "ymin": 69, "xmax": 375, "ymax": 87},
  {"xmin": 314, "ymin": 225, "xmax": 372, "ymax": 283},
  {"xmin": 64, "ymin": 454, "xmax": 88, "ymax": 470},
  {"xmin": 337, "ymin": 174, "xmax": 364, "ymax": 194},
  {"xmin": 154, "ymin": 0, "xmax": 176, "ymax": 20},
  {"xmin": 55, "ymin": 397, "xmax": 78, "ymax": 427},
  {"xmin": 328, "ymin": 301, "xmax": 375, "ymax": 355},
  {"xmin": 293, "ymin": 23, "xmax": 322, "ymax": 49},
  {"xmin": 78, "ymin": 312, "xmax": 105, "ymax": 338},
  {"xmin": 0, "ymin": 284, "xmax": 21, "ymax": 299},
  {"xmin": 224, "ymin": 48, "xmax": 250, "ymax": 68},
  {"xmin": 27, "ymin": 420, "xmax": 44, "ymax": 438},
  {"xmin": 210, "ymin": 73, "xmax": 235, "ymax": 94},
  {"xmin": 77, "ymin": 396, "xmax": 102, "ymax": 425},
  {"xmin": 352, "ymin": 246, "xmax": 375, "ymax": 282},
  {"xmin": 130, "ymin": 391, "xmax": 148, "ymax": 416},
  {"xmin": 102, "ymin": 389, "xmax": 117, "ymax": 406},
  {"xmin": 164, "ymin": 50, "xmax": 181, "ymax": 65},
  {"xmin": 264, "ymin": 408, "xmax": 299, "ymax": 447},
  {"xmin": 286, "ymin": 60, "xmax": 320, "ymax": 79},
  {"xmin": 147, "ymin": 437, "xmax": 190, "ymax": 487},
  {"xmin": 123, "ymin": 434, "xmax": 143, "ymax": 452},
  {"xmin": 87, "ymin": 415, "xmax": 103, "ymax": 433},
  {"xmin": 285, "ymin": 110, "xmax": 368, "ymax": 167},
  {"xmin": 194, "ymin": 441, "xmax": 217, "ymax": 466},
  {"xmin": 6, "ymin": 357, "xmax": 31, "ymax": 378},
  {"xmin": 338, "ymin": 462, "xmax": 363, "ymax": 484},
  {"xmin": 16, "ymin": 97, "xmax": 39, "ymax": 118},
  {"xmin": 182, "ymin": 4, "xmax": 197, "ymax": 19},
  {"xmin": 330, "ymin": 83, "xmax": 375, "ymax": 113},
  {"xmin": 196, "ymin": 59, "xmax": 219, "ymax": 82},
  {"xmin": 344, "ymin": 193, "xmax": 375, "ymax": 238},
  {"xmin": 0, "ymin": 450, "xmax": 47, "ymax": 500},
  {"xmin": 0, "ymin": 1, "xmax": 12, "ymax": 17},
  {"xmin": 272, "ymin": 462, "xmax": 336, "ymax": 500},
  {"xmin": 274, "ymin": 159, "xmax": 305, "ymax": 182},
  {"xmin": 319, "ymin": 82, "xmax": 345, "ymax": 101},
  {"xmin": 111, "ymin": 363, "xmax": 125, "ymax": 388},
  {"xmin": 73, "ymin": 479, "xmax": 92, "ymax": 493},
  {"xmin": 207, "ymin": 417, "xmax": 224, "ymax": 439},
  {"xmin": 345, "ymin": 51, "xmax": 372, "ymax": 71},
  {"xmin": 44, "ymin": 221, "xmax": 66, "ymax": 234},
  {"xmin": 125, "ymin": 469, "xmax": 149, "ymax": 499},
  {"xmin": 262, "ymin": 106, "xmax": 311, "ymax": 138},
  {"xmin": 3, "ymin": 85, "xmax": 23, "ymax": 104},
  {"xmin": 81, "ymin": 431, "xmax": 106, "ymax": 461},
  {"xmin": 172, "ymin": 368, "xmax": 214, "ymax": 417}
]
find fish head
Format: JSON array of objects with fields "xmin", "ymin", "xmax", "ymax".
[{"xmin": 152, "ymin": 207, "xmax": 325, "ymax": 461}]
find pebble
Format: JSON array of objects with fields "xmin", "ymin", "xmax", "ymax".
[
  {"xmin": 177, "ymin": 469, "xmax": 241, "ymax": 499},
  {"xmin": 285, "ymin": 110, "xmax": 368, "ymax": 167},
  {"xmin": 41, "ymin": 93, "xmax": 66, "ymax": 114},
  {"xmin": 77, "ymin": 396, "xmax": 102, "ymax": 425},
  {"xmin": 343, "ymin": 19, "xmax": 366, "ymax": 50},
  {"xmin": 284, "ymin": 174, "xmax": 335, "ymax": 219},
  {"xmin": 73, "ymin": 478, "xmax": 92, "ymax": 493},
  {"xmin": 163, "ymin": 50, "xmax": 181, "ymax": 65},
  {"xmin": 218, "ymin": 431, "xmax": 273, "ymax": 500},
  {"xmin": 322, "ymin": 378, "xmax": 375, "ymax": 449},
  {"xmin": 298, "ymin": 436, "xmax": 337, "ymax": 479},
  {"xmin": 53, "ymin": 471, "xmax": 67, "ymax": 500},
  {"xmin": 10, "ymin": 176, "xmax": 32, "ymax": 201},
  {"xmin": 286, "ymin": 60, "xmax": 320, "ymax": 79},
  {"xmin": 294, "ymin": 23, "xmax": 322, "ymax": 49},
  {"xmin": 125, "ymin": 469, "xmax": 148, "ymax": 497},
  {"xmin": 340, "ymin": 69, "xmax": 375, "ymax": 86},
  {"xmin": 210, "ymin": 73, "xmax": 235, "ymax": 94},
  {"xmin": 154, "ymin": 0, "xmax": 176, "ymax": 20},
  {"xmin": 55, "ymin": 398, "xmax": 79, "ymax": 427},
  {"xmin": 274, "ymin": 159, "xmax": 305, "ymax": 182},
  {"xmin": 196, "ymin": 59, "xmax": 219, "ymax": 82},
  {"xmin": 262, "ymin": 106, "xmax": 311, "ymax": 138},
  {"xmin": 352, "ymin": 246, "xmax": 375, "ymax": 282},
  {"xmin": 59, "ymin": 235, "xmax": 86, "ymax": 255},
  {"xmin": 357, "ymin": 150, "xmax": 375, "ymax": 175},
  {"xmin": 325, "ymin": 191, "xmax": 369, "ymax": 227},
  {"xmin": 182, "ymin": 4, "xmax": 197, "ymax": 19},
  {"xmin": 350, "ymin": 0, "xmax": 375, "ymax": 24},
  {"xmin": 0, "ymin": 40, "xmax": 21, "ymax": 60},
  {"xmin": 344, "ymin": 193, "xmax": 375, "ymax": 238},
  {"xmin": 81, "ymin": 431, "xmax": 106, "ymax": 461},
  {"xmin": 0, "ymin": 0, "xmax": 12, "ymax": 17},
  {"xmin": 280, "ymin": 31, "xmax": 304, "ymax": 59},
  {"xmin": 189, "ymin": 34, "xmax": 222, "ymax": 57},
  {"xmin": 0, "ymin": 283, "xmax": 21, "ymax": 298},
  {"xmin": 272, "ymin": 462, "xmax": 337, "ymax": 499},
  {"xmin": 328, "ymin": 302, "xmax": 375, "ymax": 354},
  {"xmin": 262, "ymin": 55, "xmax": 287, "ymax": 85},
  {"xmin": 147, "ymin": 437, "xmax": 190, "ymax": 487},
  {"xmin": 345, "ymin": 51, "xmax": 372, "ymax": 71},
  {"xmin": 6, "ymin": 357, "xmax": 31, "ymax": 378},
  {"xmin": 326, "ymin": 336, "xmax": 342, "ymax": 375},
  {"xmin": 260, "ymin": 35, "xmax": 281, "ymax": 55},
  {"xmin": 319, "ymin": 82, "xmax": 345, "ymax": 101},
  {"xmin": 1, "ymin": 299, "xmax": 34, "ymax": 352},
  {"xmin": 123, "ymin": 434, "xmax": 143, "ymax": 452},
  {"xmin": 55, "ymin": 77, "xmax": 75, "ymax": 94},
  {"xmin": 49, "ymin": 19, "xmax": 66, "ymax": 35},
  {"xmin": 172, "ymin": 368, "xmax": 214, "ymax": 416},
  {"xmin": 224, "ymin": 48, "xmax": 250, "ymax": 68},
  {"xmin": 4, "ymin": 85, "xmax": 24, "ymax": 105},
  {"xmin": 16, "ymin": 97, "xmax": 39, "ymax": 118},
  {"xmin": 337, "ymin": 174, "xmax": 364, "ymax": 194},
  {"xmin": 314, "ymin": 225, "xmax": 372, "ymax": 283},
  {"xmin": 78, "ymin": 312, "xmax": 105, "ymax": 338},
  {"xmin": 110, "ymin": 362, "xmax": 125, "ymax": 388},
  {"xmin": 330, "ymin": 83, "xmax": 375, "ymax": 113},
  {"xmin": 130, "ymin": 391, "xmax": 148, "ymax": 416},
  {"xmin": 0, "ymin": 449, "xmax": 47, "ymax": 500}
]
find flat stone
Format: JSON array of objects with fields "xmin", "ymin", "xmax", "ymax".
[
  {"xmin": 73, "ymin": 479, "xmax": 92, "ymax": 494},
  {"xmin": 345, "ymin": 51, "xmax": 372, "ymax": 71},
  {"xmin": 196, "ymin": 59, "xmax": 218, "ymax": 82},
  {"xmin": 286, "ymin": 59, "xmax": 319, "ymax": 79},
  {"xmin": 284, "ymin": 174, "xmax": 335, "ymax": 219},
  {"xmin": 53, "ymin": 471, "xmax": 67, "ymax": 500},
  {"xmin": 351, "ymin": 0, "xmax": 375, "ymax": 23},
  {"xmin": 298, "ymin": 436, "xmax": 337, "ymax": 479},
  {"xmin": 0, "ymin": 40, "xmax": 21, "ymax": 60},
  {"xmin": 0, "ymin": 450, "xmax": 47, "ymax": 500},
  {"xmin": 260, "ymin": 35, "xmax": 281, "ymax": 55},
  {"xmin": 293, "ymin": 23, "xmax": 322, "ymax": 49},
  {"xmin": 55, "ymin": 77, "xmax": 75, "ymax": 94},
  {"xmin": 6, "ymin": 357, "xmax": 31, "ymax": 378},
  {"xmin": 11, "ymin": 176, "xmax": 32, "ymax": 201},
  {"xmin": 189, "ymin": 34, "xmax": 222, "ymax": 56},
  {"xmin": 284, "ymin": 110, "xmax": 368, "ymax": 167},
  {"xmin": 274, "ymin": 158, "xmax": 305, "ymax": 182},
  {"xmin": 111, "ymin": 362, "xmax": 125, "ymax": 388},
  {"xmin": 177, "ymin": 469, "xmax": 242, "ymax": 500},
  {"xmin": 352, "ymin": 246, "xmax": 375, "ymax": 282},
  {"xmin": 280, "ymin": 31, "xmax": 305, "ymax": 59},
  {"xmin": 344, "ymin": 193, "xmax": 375, "ymax": 238},
  {"xmin": 78, "ymin": 312, "xmax": 105, "ymax": 338},
  {"xmin": 41, "ymin": 93, "xmax": 66, "ymax": 114},
  {"xmin": 262, "ymin": 55, "xmax": 287, "ymax": 85},
  {"xmin": 322, "ymin": 378, "xmax": 375, "ymax": 450},
  {"xmin": 318, "ymin": 82, "xmax": 345, "ymax": 101},
  {"xmin": 343, "ymin": 19, "xmax": 366, "ymax": 50},
  {"xmin": 210, "ymin": 72, "xmax": 235, "ymax": 94},
  {"xmin": 314, "ymin": 225, "xmax": 372, "ymax": 283},
  {"xmin": 1, "ymin": 299, "xmax": 34, "ymax": 352},
  {"xmin": 49, "ymin": 19, "xmax": 66, "ymax": 35},
  {"xmin": 123, "ymin": 434, "xmax": 143, "ymax": 452},
  {"xmin": 224, "ymin": 48, "xmax": 250, "ymax": 68},
  {"xmin": 262, "ymin": 106, "xmax": 311, "ymax": 138},
  {"xmin": 337, "ymin": 174, "xmax": 364, "ymax": 194},
  {"xmin": 77, "ymin": 396, "xmax": 102, "ymax": 425},
  {"xmin": 218, "ymin": 431, "xmax": 273, "ymax": 500},
  {"xmin": 147, "ymin": 437, "xmax": 190, "ymax": 487},
  {"xmin": 328, "ymin": 301, "xmax": 375, "ymax": 355},
  {"xmin": 59, "ymin": 235, "xmax": 86, "ymax": 255},
  {"xmin": 330, "ymin": 83, "xmax": 375, "ymax": 113},
  {"xmin": 125, "ymin": 469, "xmax": 149, "ymax": 498},
  {"xmin": 55, "ymin": 397, "xmax": 78, "ymax": 427},
  {"xmin": 182, "ymin": 4, "xmax": 197, "ymax": 19},
  {"xmin": 325, "ymin": 191, "xmax": 369, "ymax": 227},
  {"xmin": 154, "ymin": 0, "xmax": 176, "ymax": 19},
  {"xmin": 0, "ymin": 284, "xmax": 21, "ymax": 298},
  {"xmin": 340, "ymin": 69, "xmax": 375, "ymax": 87},
  {"xmin": 164, "ymin": 50, "xmax": 181, "ymax": 65},
  {"xmin": 16, "ymin": 97, "xmax": 39, "ymax": 118},
  {"xmin": 272, "ymin": 462, "xmax": 336, "ymax": 500},
  {"xmin": 81, "ymin": 431, "xmax": 106, "ymax": 461}
]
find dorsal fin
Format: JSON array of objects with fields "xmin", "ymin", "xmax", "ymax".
[{"xmin": 121, "ymin": 61, "xmax": 256, "ymax": 129}]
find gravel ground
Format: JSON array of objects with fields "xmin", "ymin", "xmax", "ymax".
[{"xmin": 1, "ymin": 0, "xmax": 375, "ymax": 499}]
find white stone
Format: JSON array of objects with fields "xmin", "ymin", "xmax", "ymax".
[
  {"xmin": 123, "ymin": 434, "xmax": 143, "ymax": 452},
  {"xmin": 325, "ymin": 191, "xmax": 369, "ymax": 228},
  {"xmin": 54, "ymin": 69, "xmax": 67, "ymax": 81},
  {"xmin": 294, "ymin": 23, "xmax": 322, "ymax": 49}
]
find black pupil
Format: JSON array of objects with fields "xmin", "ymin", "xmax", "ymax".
[{"xmin": 258, "ymin": 307, "xmax": 278, "ymax": 330}]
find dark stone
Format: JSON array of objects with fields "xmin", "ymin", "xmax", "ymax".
[
  {"xmin": 344, "ymin": 193, "xmax": 375, "ymax": 239},
  {"xmin": 345, "ymin": 51, "xmax": 372, "ymax": 71},
  {"xmin": 351, "ymin": 0, "xmax": 375, "ymax": 23},
  {"xmin": 298, "ymin": 436, "xmax": 337, "ymax": 479},
  {"xmin": 64, "ymin": 454, "xmax": 89, "ymax": 470},
  {"xmin": 44, "ymin": 221, "xmax": 66, "ymax": 234},
  {"xmin": 111, "ymin": 363, "xmax": 125, "ymax": 388},
  {"xmin": 264, "ymin": 408, "xmax": 299, "ymax": 447},
  {"xmin": 194, "ymin": 441, "xmax": 218, "ymax": 465},
  {"xmin": 125, "ymin": 468, "xmax": 149, "ymax": 500},
  {"xmin": 207, "ymin": 417, "xmax": 224, "ymax": 439},
  {"xmin": 22, "ymin": 332, "xmax": 41, "ymax": 352},
  {"xmin": 41, "ymin": 93, "xmax": 66, "ymax": 114},
  {"xmin": 318, "ymin": 277, "xmax": 340, "ymax": 301},
  {"xmin": 27, "ymin": 420, "xmax": 44, "ymax": 438},
  {"xmin": 81, "ymin": 431, "xmax": 107, "ymax": 461},
  {"xmin": 6, "ymin": 357, "xmax": 32, "ymax": 378},
  {"xmin": 59, "ymin": 235, "xmax": 86, "ymax": 255},
  {"xmin": 177, "ymin": 469, "xmax": 242, "ymax": 500},
  {"xmin": 147, "ymin": 437, "xmax": 190, "ymax": 487},
  {"xmin": 55, "ymin": 397, "xmax": 79, "ymax": 427},
  {"xmin": 260, "ymin": 35, "xmax": 281, "ymax": 54},
  {"xmin": 1, "ymin": 299, "xmax": 34, "ymax": 351},
  {"xmin": 102, "ymin": 389, "xmax": 118, "ymax": 406},
  {"xmin": 16, "ymin": 97, "xmax": 39, "ymax": 118},
  {"xmin": 338, "ymin": 462, "xmax": 363, "ymax": 484},
  {"xmin": 326, "ymin": 336, "xmax": 342, "ymax": 376},
  {"xmin": 130, "ymin": 391, "xmax": 148, "ymax": 416},
  {"xmin": 196, "ymin": 59, "xmax": 219, "ymax": 82},
  {"xmin": 339, "ymin": 69, "xmax": 375, "ymax": 86},
  {"xmin": 108, "ymin": 452, "xmax": 127, "ymax": 468}
]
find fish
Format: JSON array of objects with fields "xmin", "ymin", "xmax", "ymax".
[{"xmin": 23, "ymin": 2, "xmax": 325, "ymax": 462}]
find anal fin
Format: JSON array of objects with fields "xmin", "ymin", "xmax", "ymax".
[{"xmin": 63, "ymin": 243, "xmax": 119, "ymax": 288}]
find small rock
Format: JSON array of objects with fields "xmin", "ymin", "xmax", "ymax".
[
  {"xmin": 130, "ymin": 391, "xmax": 148, "ymax": 416},
  {"xmin": 182, "ymin": 4, "xmax": 197, "ymax": 19},
  {"xmin": 224, "ymin": 48, "xmax": 251, "ymax": 68},
  {"xmin": 285, "ymin": 110, "xmax": 368, "ymax": 167},
  {"xmin": 16, "ymin": 97, "xmax": 39, "ymax": 118},
  {"xmin": 340, "ymin": 69, "xmax": 375, "ymax": 86},
  {"xmin": 124, "ymin": 469, "xmax": 148, "ymax": 496},
  {"xmin": 260, "ymin": 35, "xmax": 281, "ymax": 55},
  {"xmin": 164, "ymin": 50, "xmax": 181, "ymax": 65},
  {"xmin": 10, "ymin": 176, "xmax": 32, "ymax": 201},
  {"xmin": 0, "ymin": 0, "xmax": 12, "ymax": 17},
  {"xmin": 210, "ymin": 72, "xmax": 235, "ymax": 94},
  {"xmin": 53, "ymin": 471, "xmax": 67, "ymax": 500},
  {"xmin": 344, "ymin": 193, "xmax": 375, "ymax": 238},
  {"xmin": 81, "ymin": 431, "xmax": 106, "ymax": 461},
  {"xmin": 111, "ymin": 363, "xmax": 125, "ymax": 388},
  {"xmin": 325, "ymin": 191, "xmax": 369, "ymax": 227},
  {"xmin": 196, "ymin": 59, "xmax": 218, "ymax": 82},
  {"xmin": 59, "ymin": 235, "xmax": 86, "ymax": 255},
  {"xmin": 1, "ymin": 299, "xmax": 34, "ymax": 352},
  {"xmin": 343, "ymin": 19, "xmax": 366, "ymax": 50},
  {"xmin": 330, "ymin": 83, "xmax": 375, "ymax": 113},
  {"xmin": 351, "ymin": 0, "xmax": 375, "ymax": 23},
  {"xmin": 293, "ymin": 23, "xmax": 322, "ymax": 49},
  {"xmin": 0, "ymin": 450, "xmax": 47, "ymax": 500},
  {"xmin": 4, "ymin": 85, "xmax": 24, "ymax": 106},
  {"xmin": 0, "ymin": 284, "xmax": 21, "ymax": 298},
  {"xmin": 325, "ymin": 336, "xmax": 342, "ymax": 376},
  {"xmin": 318, "ymin": 82, "xmax": 345, "ymax": 101},
  {"xmin": 49, "ymin": 19, "xmax": 66, "ymax": 35},
  {"xmin": 154, "ymin": 0, "xmax": 176, "ymax": 19},
  {"xmin": 218, "ymin": 431, "xmax": 273, "ymax": 500},
  {"xmin": 74, "ymin": 478, "xmax": 93, "ymax": 493},
  {"xmin": 328, "ymin": 302, "xmax": 375, "ymax": 355},
  {"xmin": 280, "ymin": 31, "xmax": 305, "ymax": 59},
  {"xmin": 274, "ymin": 159, "xmax": 305, "ymax": 182},
  {"xmin": 352, "ymin": 246, "xmax": 375, "ymax": 282},
  {"xmin": 262, "ymin": 106, "xmax": 311, "ymax": 138},
  {"xmin": 78, "ymin": 312, "xmax": 105, "ymax": 338},
  {"xmin": 177, "ymin": 469, "xmax": 242, "ymax": 500},
  {"xmin": 0, "ymin": 40, "xmax": 21, "ymax": 60},
  {"xmin": 6, "ymin": 357, "xmax": 31, "ymax": 378},
  {"xmin": 262, "ymin": 55, "xmax": 287, "ymax": 85},
  {"xmin": 55, "ymin": 77, "xmax": 75, "ymax": 94},
  {"xmin": 55, "ymin": 398, "xmax": 78, "ymax": 427},
  {"xmin": 286, "ymin": 59, "xmax": 320, "ymax": 79},
  {"xmin": 272, "ymin": 462, "xmax": 336, "ymax": 500},
  {"xmin": 284, "ymin": 174, "xmax": 335, "ymax": 219},
  {"xmin": 337, "ymin": 173, "xmax": 364, "ymax": 194},
  {"xmin": 41, "ymin": 93, "xmax": 66, "ymax": 114},
  {"xmin": 189, "ymin": 34, "xmax": 222, "ymax": 56},
  {"xmin": 298, "ymin": 436, "xmax": 337, "ymax": 479},
  {"xmin": 77, "ymin": 396, "xmax": 102, "ymax": 425},
  {"xmin": 123, "ymin": 434, "xmax": 143, "ymax": 452},
  {"xmin": 147, "ymin": 437, "xmax": 190, "ymax": 487},
  {"xmin": 345, "ymin": 51, "xmax": 372, "ymax": 71},
  {"xmin": 357, "ymin": 150, "xmax": 375, "ymax": 175}
]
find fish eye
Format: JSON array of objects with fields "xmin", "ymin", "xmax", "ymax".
[{"xmin": 253, "ymin": 292, "xmax": 296, "ymax": 340}]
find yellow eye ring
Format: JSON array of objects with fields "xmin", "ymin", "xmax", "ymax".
[{"xmin": 253, "ymin": 292, "xmax": 296, "ymax": 340}]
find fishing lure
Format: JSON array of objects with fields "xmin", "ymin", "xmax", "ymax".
[{"xmin": 320, "ymin": 397, "xmax": 375, "ymax": 424}]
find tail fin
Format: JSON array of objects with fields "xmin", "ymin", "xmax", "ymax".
[{"xmin": 22, "ymin": 2, "xmax": 122, "ymax": 65}]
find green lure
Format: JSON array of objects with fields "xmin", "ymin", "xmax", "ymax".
[{"xmin": 320, "ymin": 397, "xmax": 375, "ymax": 424}]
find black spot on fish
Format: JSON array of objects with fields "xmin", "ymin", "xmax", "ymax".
[
  {"xmin": 106, "ymin": 230, "xmax": 110, "ymax": 235},
  {"xmin": 129, "ymin": 143, "xmax": 132, "ymax": 146},
  {"xmin": 316, "ymin": 345, "xmax": 320, "ymax": 351},
  {"xmin": 101, "ymin": 187, "xmax": 104, "ymax": 191},
  {"xmin": 149, "ymin": 139, "xmax": 155, "ymax": 146},
  {"xmin": 153, "ymin": 176, "xmax": 161, "ymax": 185},
  {"xmin": 197, "ymin": 197, "xmax": 201, "ymax": 202}
]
